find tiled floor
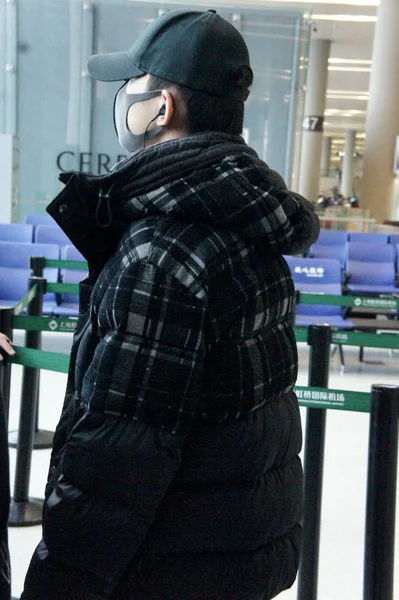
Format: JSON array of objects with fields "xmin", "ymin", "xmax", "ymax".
[{"xmin": 6, "ymin": 332, "xmax": 399, "ymax": 599}]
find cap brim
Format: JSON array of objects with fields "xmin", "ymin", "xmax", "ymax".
[{"xmin": 87, "ymin": 51, "xmax": 144, "ymax": 82}]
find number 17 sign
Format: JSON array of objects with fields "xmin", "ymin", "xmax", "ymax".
[{"xmin": 302, "ymin": 115, "xmax": 324, "ymax": 132}]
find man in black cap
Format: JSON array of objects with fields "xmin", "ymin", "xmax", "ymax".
[{"xmin": 22, "ymin": 9, "xmax": 319, "ymax": 600}]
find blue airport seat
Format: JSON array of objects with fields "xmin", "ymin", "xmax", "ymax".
[
  {"xmin": 60, "ymin": 244, "xmax": 86, "ymax": 264},
  {"xmin": 60, "ymin": 245, "xmax": 87, "ymax": 280},
  {"xmin": 348, "ymin": 232, "xmax": 389, "ymax": 244},
  {"xmin": 346, "ymin": 242, "xmax": 398, "ymax": 294},
  {"xmin": 0, "ymin": 223, "xmax": 33, "ymax": 243},
  {"xmin": 34, "ymin": 224, "xmax": 71, "ymax": 246},
  {"xmin": 316, "ymin": 230, "xmax": 348, "ymax": 245},
  {"xmin": 54, "ymin": 246, "xmax": 87, "ymax": 317},
  {"xmin": 309, "ymin": 242, "xmax": 348, "ymax": 268},
  {"xmin": 0, "ymin": 266, "xmax": 57, "ymax": 314},
  {"xmin": 25, "ymin": 214, "xmax": 53, "ymax": 227},
  {"xmin": 0, "ymin": 240, "xmax": 59, "ymax": 269},
  {"xmin": 0, "ymin": 241, "xmax": 60, "ymax": 313},
  {"xmin": 389, "ymin": 233, "xmax": 399, "ymax": 247},
  {"xmin": 285, "ymin": 256, "xmax": 353, "ymax": 329},
  {"xmin": 53, "ymin": 270, "xmax": 83, "ymax": 317}
]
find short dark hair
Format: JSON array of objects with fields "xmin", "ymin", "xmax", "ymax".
[{"xmin": 147, "ymin": 67, "xmax": 253, "ymax": 136}]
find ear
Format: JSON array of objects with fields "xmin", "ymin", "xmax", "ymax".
[{"xmin": 156, "ymin": 89, "xmax": 174, "ymax": 126}]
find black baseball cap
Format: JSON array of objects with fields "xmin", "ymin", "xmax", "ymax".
[{"xmin": 87, "ymin": 9, "xmax": 252, "ymax": 101}]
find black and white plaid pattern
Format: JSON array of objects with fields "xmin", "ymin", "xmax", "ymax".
[{"xmin": 77, "ymin": 150, "xmax": 315, "ymax": 434}]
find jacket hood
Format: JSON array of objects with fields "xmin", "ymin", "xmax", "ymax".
[{"xmin": 52, "ymin": 133, "xmax": 319, "ymax": 263}]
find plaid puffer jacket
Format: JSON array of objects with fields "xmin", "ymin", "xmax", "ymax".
[{"xmin": 22, "ymin": 134, "xmax": 319, "ymax": 600}]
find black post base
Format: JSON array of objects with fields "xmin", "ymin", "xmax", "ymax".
[
  {"xmin": 8, "ymin": 498, "xmax": 43, "ymax": 527},
  {"xmin": 8, "ymin": 429, "xmax": 54, "ymax": 450}
]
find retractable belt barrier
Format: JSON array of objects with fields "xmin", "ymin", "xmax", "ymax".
[
  {"xmin": 29, "ymin": 257, "xmax": 85, "ymax": 448},
  {"xmin": 5, "ymin": 276, "xmax": 46, "ymax": 527},
  {"xmin": 0, "ymin": 261, "xmax": 397, "ymax": 600},
  {"xmin": 5, "ymin": 347, "xmax": 374, "ymax": 413},
  {"xmin": 12, "ymin": 315, "xmax": 399, "ymax": 350},
  {"xmin": 298, "ymin": 291, "xmax": 399, "ymax": 310},
  {"xmin": 296, "ymin": 325, "xmax": 399, "ymax": 600}
]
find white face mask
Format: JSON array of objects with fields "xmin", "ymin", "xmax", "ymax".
[{"xmin": 113, "ymin": 82, "xmax": 164, "ymax": 153}]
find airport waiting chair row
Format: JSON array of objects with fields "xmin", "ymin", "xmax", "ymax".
[
  {"xmin": 285, "ymin": 257, "xmax": 353, "ymax": 330},
  {"xmin": 0, "ymin": 242, "xmax": 85, "ymax": 316},
  {"xmin": 307, "ymin": 242, "xmax": 399, "ymax": 295},
  {"xmin": 316, "ymin": 230, "xmax": 399, "ymax": 246},
  {"xmin": 310, "ymin": 230, "xmax": 399, "ymax": 267},
  {"xmin": 285, "ymin": 253, "xmax": 399, "ymax": 329},
  {"xmin": 0, "ymin": 222, "xmax": 71, "ymax": 246}
]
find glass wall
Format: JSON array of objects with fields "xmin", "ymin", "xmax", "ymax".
[{"xmin": 0, "ymin": 0, "xmax": 309, "ymax": 221}]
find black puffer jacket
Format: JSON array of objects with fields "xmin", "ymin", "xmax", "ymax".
[
  {"xmin": 0, "ymin": 389, "xmax": 10, "ymax": 600},
  {"xmin": 22, "ymin": 134, "xmax": 319, "ymax": 600}
]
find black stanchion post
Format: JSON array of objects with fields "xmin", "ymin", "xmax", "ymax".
[
  {"xmin": 297, "ymin": 323, "xmax": 332, "ymax": 600},
  {"xmin": 0, "ymin": 307, "xmax": 14, "ymax": 426},
  {"xmin": 363, "ymin": 384, "xmax": 399, "ymax": 600},
  {"xmin": 9, "ymin": 258, "xmax": 54, "ymax": 450},
  {"xmin": 31, "ymin": 257, "xmax": 54, "ymax": 449},
  {"xmin": 8, "ymin": 277, "xmax": 46, "ymax": 527},
  {"xmin": 30, "ymin": 256, "xmax": 45, "ymax": 278}
]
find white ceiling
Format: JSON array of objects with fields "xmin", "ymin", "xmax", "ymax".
[
  {"xmin": 306, "ymin": 1, "xmax": 376, "ymax": 155},
  {"xmin": 243, "ymin": 1, "xmax": 376, "ymax": 152},
  {"xmin": 157, "ymin": 0, "xmax": 379, "ymax": 156}
]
